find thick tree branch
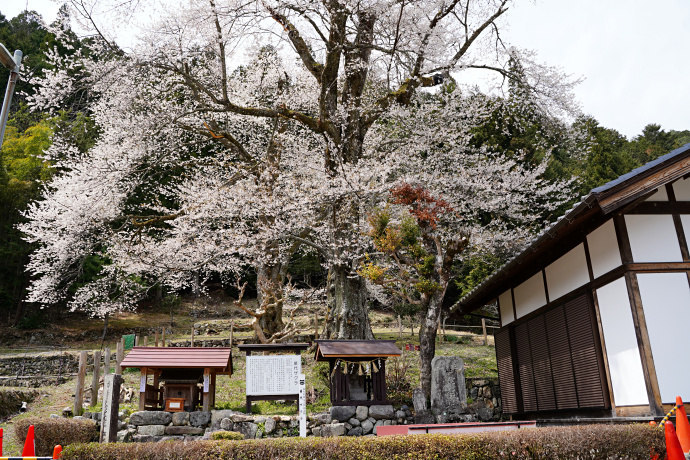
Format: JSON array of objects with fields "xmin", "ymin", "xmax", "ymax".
[{"xmin": 263, "ymin": 2, "xmax": 324, "ymax": 83}]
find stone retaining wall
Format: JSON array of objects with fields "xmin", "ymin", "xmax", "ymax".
[
  {"xmin": 90, "ymin": 404, "xmax": 413, "ymax": 443},
  {"xmin": 466, "ymin": 377, "xmax": 502, "ymax": 421},
  {"xmin": 0, "ymin": 353, "xmax": 84, "ymax": 387}
]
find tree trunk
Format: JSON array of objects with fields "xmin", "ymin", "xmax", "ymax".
[
  {"xmin": 419, "ymin": 291, "xmax": 444, "ymax": 401},
  {"xmin": 256, "ymin": 262, "xmax": 284, "ymax": 338},
  {"xmin": 326, "ymin": 264, "xmax": 374, "ymax": 340}
]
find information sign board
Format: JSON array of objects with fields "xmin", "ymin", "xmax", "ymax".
[{"xmin": 246, "ymin": 355, "xmax": 301, "ymax": 396}]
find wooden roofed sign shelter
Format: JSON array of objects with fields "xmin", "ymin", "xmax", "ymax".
[
  {"xmin": 451, "ymin": 142, "xmax": 690, "ymax": 420},
  {"xmin": 120, "ymin": 347, "xmax": 232, "ymax": 412},
  {"xmin": 315, "ymin": 340, "xmax": 401, "ymax": 406}
]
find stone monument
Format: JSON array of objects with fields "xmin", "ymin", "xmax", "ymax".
[{"xmin": 430, "ymin": 356, "xmax": 466, "ymax": 412}]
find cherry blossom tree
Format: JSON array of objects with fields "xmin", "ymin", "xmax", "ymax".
[{"xmin": 22, "ymin": 0, "xmax": 581, "ymax": 341}]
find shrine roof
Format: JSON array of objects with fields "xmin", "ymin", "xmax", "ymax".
[
  {"xmin": 314, "ymin": 340, "xmax": 402, "ymax": 361},
  {"xmin": 120, "ymin": 347, "xmax": 232, "ymax": 373}
]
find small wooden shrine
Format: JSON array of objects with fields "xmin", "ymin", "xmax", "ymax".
[
  {"xmin": 120, "ymin": 347, "xmax": 232, "ymax": 412},
  {"xmin": 314, "ymin": 340, "xmax": 401, "ymax": 406}
]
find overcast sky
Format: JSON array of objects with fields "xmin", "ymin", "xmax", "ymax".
[{"xmin": 3, "ymin": 0, "xmax": 689, "ymax": 139}]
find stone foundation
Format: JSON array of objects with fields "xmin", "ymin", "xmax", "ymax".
[{"xmin": 83, "ymin": 404, "xmax": 413, "ymax": 442}]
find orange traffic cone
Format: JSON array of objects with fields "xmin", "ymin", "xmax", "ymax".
[
  {"xmin": 675, "ymin": 396, "xmax": 690, "ymax": 454},
  {"xmin": 22, "ymin": 424, "xmax": 35, "ymax": 457},
  {"xmin": 52, "ymin": 444, "xmax": 63, "ymax": 459},
  {"xmin": 665, "ymin": 421, "xmax": 686, "ymax": 460}
]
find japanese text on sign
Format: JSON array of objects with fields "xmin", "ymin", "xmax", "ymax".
[{"xmin": 246, "ymin": 355, "xmax": 301, "ymax": 396}]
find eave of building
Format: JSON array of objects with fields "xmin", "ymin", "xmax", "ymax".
[{"xmin": 453, "ymin": 142, "xmax": 690, "ymax": 315}]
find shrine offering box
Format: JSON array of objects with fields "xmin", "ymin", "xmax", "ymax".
[{"xmin": 165, "ymin": 398, "xmax": 186, "ymax": 412}]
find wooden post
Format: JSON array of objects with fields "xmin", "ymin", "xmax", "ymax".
[
  {"xmin": 116, "ymin": 339, "xmax": 124, "ymax": 374},
  {"xmin": 155, "ymin": 330, "xmax": 159, "ymax": 347},
  {"xmin": 90, "ymin": 350, "xmax": 101, "ymax": 407},
  {"xmin": 152, "ymin": 370, "xmax": 160, "ymax": 409},
  {"xmin": 202, "ymin": 368, "xmax": 211, "ymax": 411},
  {"xmin": 398, "ymin": 315, "xmax": 402, "ymax": 339},
  {"xmin": 135, "ymin": 335, "xmax": 140, "ymax": 347},
  {"xmin": 229, "ymin": 321, "xmax": 234, "ymax": 348},
  {"xmin": 139, "ymin": 368, "xmax": 147, "ymax": 411},
  {"xmin": 104, "ymin": 347, "xmax": 111, "ymax": 375},
  {"xmin": 482, "ymin": 318, "xmax": 488, "ymax": 346},
  {"xmin": 100, "ymin": 374, "xmax": 123, "ymax": 443},
  {"xmin": 74, "ymin": 351, "xmax": 87, "ymax": 416},
  {"xmin": 162, "ymin": 328, "xmax": 166, "ymax": 347},
  {"xmin": 442, "ymin": 316, "xmax": 447, "ymax": 341},
  {"xmin": 143, "ymin": 336, "xmax": 148, "ymax": 347},
  {"xmin": 314, "ymin": 313, "xmax": 319, "ymax": 340},
  {"xmin": 191, "ymin": 326, "xmax": 195, "ymax": 347}
]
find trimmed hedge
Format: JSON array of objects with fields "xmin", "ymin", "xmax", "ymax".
[
  {"xmin": 63, "ymin": 424, "xmax": 664, "ymax": 460},
  {"xmin": 14, "ymin": 417, "xmax": 99, "ymax": 456}
]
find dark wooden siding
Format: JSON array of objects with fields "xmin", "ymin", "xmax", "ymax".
[
  {"xmin": 545, "ymin": 305, "xmax": 579, "ymax": 409},
  {"xmin": 528, "ymin": 315, "xmax": 557, "ymax": 411},
  {"xmin": 495, "ymin": 329, "xmax": 519, "ymax": 414},
  {"xmin": 565, "ymin": 295, "xmax": 607, "ymax": 408},
  {"xmin": 501, "ymin": 293, "xmax": 609, "ymax": 414},
  {"xmin": 515, "ymin": 322, "xmax": 538, "ymax": 412}
]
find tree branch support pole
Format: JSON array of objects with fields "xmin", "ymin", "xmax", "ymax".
[
  {"xmin": 155, "ymin": 330, "xmax": 159, "ymax": 347},
  {"xmin": 104, "ymin": 347, "xmax": 111, "ymax": 375},
  {"xmin": 116, "ymin": 339, "xmax": 124, "ymax": 374},
  {"xmin": 191, "ymin": 326, "xmax": 195, "ymax": 347},
  {"xmin": 90, "ymin": 350, "xmax": 101, "ymax": 407},
  {"xmin": 482, "ymin": 318, "xmax": 488, "ymax": 346},
  {"xmin": 229, "ymin": 321, "xmax": 234, "ymax": 348},
  {"xmin": 314, "ymin": 313, "xmax": 319, "ymax": 340},
  {"xmin": 74, "ymin": 351, "xmax": 87, "ymax": 416}
]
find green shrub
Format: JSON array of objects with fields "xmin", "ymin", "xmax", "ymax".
[
  {"xmin": 62, "ymin": 424, "xmax": 664, "ymax": 460},
  {"xmin": 210, "ymin": 431, "xmax": 245, "ymax": 441},
  {"xmin": 14, "ymin": 417, "xmax": 98, "ymax": 456}
]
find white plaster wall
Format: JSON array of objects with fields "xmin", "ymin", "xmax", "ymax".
[
  {"xmin": 637, "ymin": 273, "xmax": 690, "ymax": 404},
  {"xmin": 596, "ymin": 277, "xmax": 649, "ymax": 406},
  {"xmin": 545, "ymin": 244, "xmax": 590, "ymax": 301},
  {"xmin": 673, "ymin": 178, "xmax": 690, "ymax": 201},
  {"xmin": 625, "ymin": 215, "xmax": 682, "ymax": 262},
  {"xmin": 513, "ymin": 272, "xmax": 547, "ymax": 319},
  {"xmin": 587, "ymin": 220, "xmax": 623, "ymax": 278},
  {"xmin": 499, "ymin": 290, "xmax": 514, "ymax": 326},
  {"xmin": 645, "ymin": 187, "xmax": 669, "ymax": 201}
]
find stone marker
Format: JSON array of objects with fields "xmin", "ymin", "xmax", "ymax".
[
  {"xmin": 412, "ymin": 387, "xmax": 427, "ymax": 412},
  {"xmin": 430, "ymin": 356, "xmax": 466, "ymax": 412},
  {"xmin": 100, "ymin": 374, "xmax": 123, "ymax": 443}
]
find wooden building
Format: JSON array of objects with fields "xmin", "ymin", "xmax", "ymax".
[
  {"xmin": 120, "ymin": 347, "xmax": 232, "ymax": 412},
  {"xmin": 315, "ymin": 340, "xmax": 401, "ymax": 406},
  {"xmin": 454, "ymin": 143, "xmax": 690, "ymax": 419}
]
